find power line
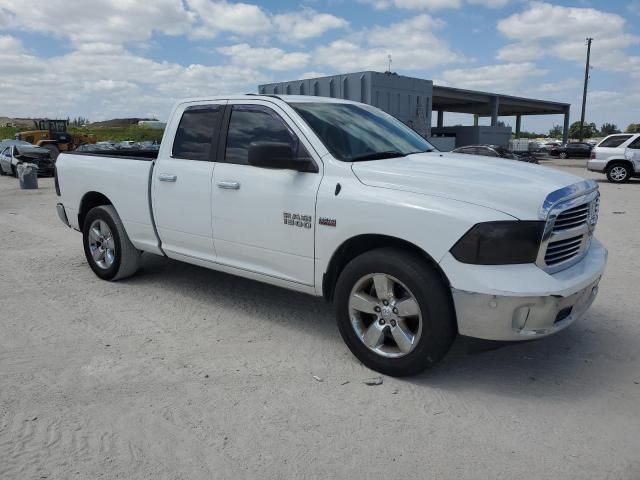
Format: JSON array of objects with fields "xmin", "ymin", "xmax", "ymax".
[{"xmin": 579, "ymin": 37, "xmax": 593, "ymax": 142}]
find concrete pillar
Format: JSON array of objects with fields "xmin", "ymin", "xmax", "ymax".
[
  {"xmin": 490, "ymin": 96, "xmax": 499, "ymax": 127},
  {"xmin": 515, "ymin": 115, "xmax": 522, "ymax": 138},
  {"xmin": 437, "ymin": 110, "xmax": 444, "ymax": 128},
  {"xmin": 473, "ymin": 114, "xmax": 479, "ymax": 127},
  {"xmin": 563, "ymin": 108, "xmax": 570, "ymax": 144}
]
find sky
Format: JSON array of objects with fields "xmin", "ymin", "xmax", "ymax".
[{"xmin": 0, "ymin": 0, "xmax": 638, "ymax": 134}]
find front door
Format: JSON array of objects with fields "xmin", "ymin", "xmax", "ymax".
[
  {"xmin": 152, "ymin": 101, "xmax": 226, "ymax": 261},
  {"xmin": 211, "ymin": 102, "xmax": 322, "ymax": 286}
]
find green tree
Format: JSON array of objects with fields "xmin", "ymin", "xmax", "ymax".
[
  {"xmin": 600, "ymin": 123, "xmax": 620, "ymax": 136},
  {"xmin": 626, "ymin": 123, "xmax": 640, "ymax": 133},
  {"xmin": 549, "ymin": 124, "xmax": 563, "ymax": 139},
  {"xmin": 568, "ymin": 121, "xmax": 598, "ymax": 139}
]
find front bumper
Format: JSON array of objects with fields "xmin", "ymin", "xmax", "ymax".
[{"xmin": 444, "ymin": 238, "xmax": 607, "ymax": 341}]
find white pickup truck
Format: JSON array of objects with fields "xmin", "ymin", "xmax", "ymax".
[{"xmin": 55, "ymin": 95, "xmax": 607, "ymax": 376}]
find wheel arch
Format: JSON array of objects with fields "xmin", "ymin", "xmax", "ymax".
[
  {"xmin": 322, "ymin": 233, "xmax": 451, "ymax": 302},
  {"xmin": 606, "ymin": 158, "xmax": 635, "ymax": 172},
  {"xmin": 78, "ymin": 191, "xmax": 113, "ymax": 229}
]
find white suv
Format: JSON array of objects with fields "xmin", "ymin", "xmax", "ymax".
[{"xmin": 588, "ymin": 133, "xmax": 640, "ymax": 183}]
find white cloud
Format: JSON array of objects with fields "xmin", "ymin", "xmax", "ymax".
[
  {"xmin": 299, "ymin": 71, "xmax": 328, "ymax": 80},
  {"xmin": 0, "ymin": 36, "xmax": 265, "ymax": 120},
  {"xmin": 359, "ymin": 0, "xmax": 462, "ymax": 10},
  {"xmin": 360, "ymin": 0, "xmax": 509, "ymax": 9},
  {"xmin": 0, "ymin": 1, "xmax": 346, "ymax": 45},
  {"xmin": 315, "ymin": 15, "xmax": 463, "ymax": 71},
  {"xmin": 0, "ymin": 0, "xmax": 194, "ymax": 45},
  {"xmin": 438, "ymin": 62, "xmax": 547, "ymax": 92},
  {"xmin": 218, "ymin": 43, "xmax": 310, "ymax": 70},
  {"xmin": 535, "ymin": 78, "xmax": 581, "ymax": 94},
  {"xmin": 187, "ymin": 0, "xmax": 271, "ymax": 38},
  {"xmin": 273, "ymin": 8, "xmax": 348, "ymax": 41},
  {"xmin": 467, "ymin": 0, "xmax": 510, "ymax": 7},
  {"xmin": 497, "ymin": 2, "xmax": 640, "ymax": 73},
  {"xmin": 0, "ymin": 34, "xmax": 23, "ymax": 51}
]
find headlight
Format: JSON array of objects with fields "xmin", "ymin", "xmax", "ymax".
[{"xmin": 450, "ymin": 221, "xmax": 545, "ymax": 265}]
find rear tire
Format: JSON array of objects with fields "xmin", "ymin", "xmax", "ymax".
[
  {"xmin": 82, "ymin": 205, "xmax": 140, "ymax": 281},
  {"xmin": 334, "ymin": 248, "xmax": 456, "ymax": 377},
  {"xmin": 606, "ymin": 163, "xmax": 631, "ymax": 183},
  {"xmin": 559, "ymin": 152, "xmax": 568, "ymax": 159}
]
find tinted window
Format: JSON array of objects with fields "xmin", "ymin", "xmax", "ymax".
[
  {"xmin": 291, "ymin": 102, "xmax": 435, "ymax": 162},
  {"xmin": 628, "ymin": 137, "xmax": 640, "ymax": 149},
  {"xmin": 598, "ymin": 135, "xmax": 632, "ymax": 148},
  {"xmin": 225, "ymin": 105, "xmax": 302, "ymax": 165},
  {"xmin": 172, "ymin": 105, "xmax": 222, "ymax": 161},
  {"xmin": 455, "ymin": 147, "xmax": 473, "ymax": 154}
]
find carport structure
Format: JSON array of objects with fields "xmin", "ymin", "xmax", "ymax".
[{"xmin": 432, "ymin": 85, "xmax": 571, "ymax": 143}]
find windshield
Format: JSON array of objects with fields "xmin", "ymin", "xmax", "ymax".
[{"xmin": 290, "ymin": 102, "xmax": 436, "ymax": 162}]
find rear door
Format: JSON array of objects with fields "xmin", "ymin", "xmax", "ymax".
[
  {"xmin": 596, "ymin": 135, "xmax": 632, "ymax": 161},
  {"xmin": 211, "ymin": 101, "xmax": 322, "ymax": 286},
  {"xmin": 152, "ymin": 101, "xmax": 226, "ymax": 261},
  {"xmin": 625, "ymin": 136, "xmax": 640, "ymax": 171}
]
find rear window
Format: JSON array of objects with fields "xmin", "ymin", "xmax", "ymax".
[
  {"xmin": 172, "ymin": 105, "xmax": 222, "ymax": 161},
  {"xmin": 598, "ymin": 135, "xmax": 632, "ymax": 148}
]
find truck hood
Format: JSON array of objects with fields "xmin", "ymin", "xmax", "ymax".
[{"xmin": 351, "ymin": 152, "xmax": 584, "ymax": 220}]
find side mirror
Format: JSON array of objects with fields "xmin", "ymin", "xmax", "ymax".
[{"xmin": 248, "ymin": 142, "xmax": 317, "ymax": 173}]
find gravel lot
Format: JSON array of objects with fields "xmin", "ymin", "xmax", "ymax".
[{"xmin": 1, "ymin": 164, "xmax": 639, "ymax": 479}]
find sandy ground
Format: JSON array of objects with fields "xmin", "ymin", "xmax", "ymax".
[{"xmin": 1, "ymin": 165, "xmax": 639, "ymax": 480}]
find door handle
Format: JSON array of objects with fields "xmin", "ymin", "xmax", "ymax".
[
  {"xmin": 217, "ymin": 181, "xmax": 240, "ymax": 190},
  {"xmin": 158, "ymin": 173, "xmax": 177, "ymax": 182}
]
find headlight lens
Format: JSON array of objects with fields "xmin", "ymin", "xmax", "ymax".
[{"xmin": 450, "ymin": 221, "xmax": 545, "ymax": 265}]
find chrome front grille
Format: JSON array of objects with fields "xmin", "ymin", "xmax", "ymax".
[
  {"xmin": 545, "ymin": 234, "xmax": 584, "ymax": 266},
  {"xmin": 537, "ymin": 181, "xmax": 600, "ymax": 273},
  {"xmin": 553, "ymin": 203, "xmax": 590, "ymax": 232}
]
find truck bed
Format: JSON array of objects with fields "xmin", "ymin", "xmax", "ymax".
[
  {"xmin": 64, "ymin": 149, "xmax": 158, "ymax": 160},
  {"xmin": 55, "ymin": 152, "xmax": 162, "ymax": 255}
]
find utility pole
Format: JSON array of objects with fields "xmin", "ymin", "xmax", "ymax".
[{"xmin": 579, "ymin": 37, "xmax": 593, "ymax": 142}]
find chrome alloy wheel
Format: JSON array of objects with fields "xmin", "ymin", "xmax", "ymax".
[
  {"xmin": 88, "ymin": 219, "xmax": 115, "ymax": 269},
  {"xmin": 348, "ymin": 273, "xmax": 423, "ymax": 358},
  {"xmin": 610, "ymin": 166, "xmax": 627, "ymax": 182}
]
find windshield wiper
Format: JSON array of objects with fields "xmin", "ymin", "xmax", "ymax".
[{"xmin": 350, "ymin": 150, "xmax": 406, "ymax": 162}]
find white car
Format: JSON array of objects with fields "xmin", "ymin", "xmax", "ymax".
[
  {"xmin": 0, "ymin": 140, "xmax": 31, "ymax": 175},
  {"xmin": 0, "ymin": 143, "xmax": 55, "ymax": 177},
  {"xmin": 54, "ymin": 95, "xmax": 607, "ymax": 376},
  {"xmin": 587, "ymin": 133, "xmax": 640, "ymax": 183}
]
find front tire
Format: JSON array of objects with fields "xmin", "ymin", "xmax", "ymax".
[
  {"xmin": 559, "ymin": 152, "xmax": 568, "ymax": 159},
  {"xmin": 82, "ymin": 205, "xmax": 140, "ymax": 281},
  {"xmin": 334, "ymin": 248, "xmax": 456, "ymax": 377},
  {"xmin": 606, "ymin": 163, "xmax": 631, "ymax": 183}
]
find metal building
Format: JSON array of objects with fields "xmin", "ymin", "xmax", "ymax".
[{"xmin": 259, "ymin": 71, "xmax": 571, "ymax": 147}]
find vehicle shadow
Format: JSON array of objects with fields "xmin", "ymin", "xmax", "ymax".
[
  {"xmin": 123, "ymin": 254, "xmax": 624, "ymax": 402},
  {"xmin": 595, "ymin": 178, "xmax": 640, "ymax": 186},
  {"xmin": 405, "ymin": 307, "xmax": 629, "ymax": 401},
  {"xmin": 122, "ymin": 253, "xmax": 337, "ymax": 339}
]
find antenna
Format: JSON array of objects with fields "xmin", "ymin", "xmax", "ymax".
[{"xmin": 387, "ymin": 54, "xmax": 392, "ymax": 72}]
